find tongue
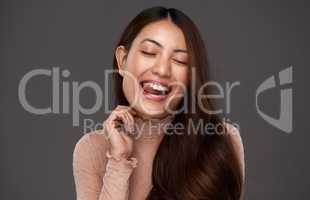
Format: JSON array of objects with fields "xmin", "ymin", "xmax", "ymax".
[{"xmin": 143, "ymin": 85, "xmax": 164, "ymax": 95}]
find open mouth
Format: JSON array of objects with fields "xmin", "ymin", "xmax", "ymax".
[{"xmin": 140, "ymin": 80, "xmax": 172, "ymax": 101}]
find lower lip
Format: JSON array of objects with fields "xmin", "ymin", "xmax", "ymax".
[{"xmin": 142, "ymin": 90, "xmax": 168, "ymax": 102}]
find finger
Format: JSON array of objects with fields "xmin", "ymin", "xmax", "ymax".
[
  {"xmin": 120, "ymin": 106, "xmax": 137, "ymax": 128},
  {"xmin": 127, "ymin": 107, "xmax": 137, "ymax": 116},
  {"xmin": 114, "ymin": 107, "xmax": 135, "ymax": 133},
  {"xmin": 106, "ymin": 118, "xmax": 119, "ymax": 139},
  {"xmin": 108, "ymin": 120, "xmax": 128, "ymax": 147},
  {"xmin": 116, "ymin": 105, "xmax": 137, "ymax": 116},
  {"xmin": 120, "ymin": 130, "xmax": 133, "ymax": 146},
  {"xmin": 110, "ymin": 106, "xmax": 136, "ymax": 139},
  {"xmin": 122, "ymin": 110, "xmax": 135, "ymax": 133},
  {"xmin": 112, "ymin": 110, "xmax": 132, "ymax": 134}
]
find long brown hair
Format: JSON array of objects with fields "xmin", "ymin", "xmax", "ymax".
[{"xmin": 112, "ymin": 6, "xmax": 243, "ymax": 200}]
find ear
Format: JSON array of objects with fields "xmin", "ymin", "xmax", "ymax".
[{"xmin": 115, "ymin": 45, "xmax": 128, "ymax": 77}]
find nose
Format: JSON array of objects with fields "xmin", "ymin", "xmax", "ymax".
[{"xmin": 151, "ymin": 56, "xmax": 171, "ymax": 78}]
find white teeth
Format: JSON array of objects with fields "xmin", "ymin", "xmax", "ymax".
[{"xmin": 143, "ymin": 82, "xmax": 169, "ymax": 92}]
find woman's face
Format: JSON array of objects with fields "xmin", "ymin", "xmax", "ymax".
[{"xmin": 116, "ymin": 19, "xmax": 189, "ymax": 119}]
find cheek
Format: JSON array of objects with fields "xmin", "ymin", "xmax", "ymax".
[
  {"xmin": 122, "ymin": 74, "xmax": 139, "ymax": 105},
  {"xmin": 167, "ymin": 68, "xmax": 189, "ymax": 107},
  {"xmin": 121, "ymin": 52, "xmax": 148, "ymax": 104},
  {"xmin": 173, "ymin": 67, "xmax": 189, "ymax": 88},
  {"xmin": 126, "ymin": 51, "xmax": 153, "ymax": 73}
]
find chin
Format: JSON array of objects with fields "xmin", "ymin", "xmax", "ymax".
[
  {"xmin": 133, "ymin": 104, "xmax": 169, "ymax": 119},
  {"xmin": 141, "ymin": 108, "xmax": 166, "ymax": 118}
]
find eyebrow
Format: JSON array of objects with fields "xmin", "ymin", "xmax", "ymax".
[{"xmin": 141, "ymin": 38, "xmax": 188, "ymax": 53}]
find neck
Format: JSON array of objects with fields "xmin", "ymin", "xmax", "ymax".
[
  {"xmin": 132, "ymin": 113, "xmax": 174, "ymax": 142},
  {"xmin": 131, "ymin": 113, "xmax": 174, "ymax": 160}
]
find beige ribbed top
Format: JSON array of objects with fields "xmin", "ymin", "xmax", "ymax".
[{"xmin": 72, "ymin": 116, "xmax": 245, "ymax": 200}]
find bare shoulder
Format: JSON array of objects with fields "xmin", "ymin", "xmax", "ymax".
[{"xmin": 223, "ymin": 122, "xmax": 245, "ymax": 180}]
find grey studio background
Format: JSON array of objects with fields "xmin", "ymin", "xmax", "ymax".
[{"xmin": 0, "ymin": 0, "xmax": 309, "ymax": 199}]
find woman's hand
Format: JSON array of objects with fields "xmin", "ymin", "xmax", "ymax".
[{"xmin": 103, "ymin": 105, "xmax": 137, "ymax": 160}]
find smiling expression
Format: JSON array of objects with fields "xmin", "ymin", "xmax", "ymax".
[{"xmin": 115, "ymin": 19, "xmax": 189, "ymax": 119}]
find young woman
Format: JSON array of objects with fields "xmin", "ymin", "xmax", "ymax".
[{"xmin": 73, "ymin": 6, "xmax": 245, "ymax": 200}]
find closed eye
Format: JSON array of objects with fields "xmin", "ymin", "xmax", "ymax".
[
  {"xmin": 141, "ymin": 50, "xmax": 156, "ymax": 56},
  {"xmin": 173, "ymin": 59, "xmax": 188, "ymax": 65}
]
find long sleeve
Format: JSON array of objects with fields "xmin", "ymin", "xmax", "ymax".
[{"xmin": 72, "ymin": 132, "xmax": 138, "ymax": 200}]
